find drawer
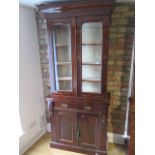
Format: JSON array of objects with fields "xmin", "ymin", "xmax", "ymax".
[
  {"xmin": 81, "ymin": 102, "xmax": 105, "ymax": 112},
  {"xmin": 54, "ymin": 102, "xmax": 106, "ymax": 115},
  {"xmin": 54, "ymin": 102, "xmax": 78, "ymax": 109}
]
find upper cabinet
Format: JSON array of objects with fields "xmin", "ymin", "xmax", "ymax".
[
  {"xmin": 38, "ymin": 0, "xmax": 115, "ymax": 97},
  {"xmin": 46, "ymin": 16, "xmax": 110, "ymax": 96}
]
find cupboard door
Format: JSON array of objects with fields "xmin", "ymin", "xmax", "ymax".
[
  {"xmin": 47, "ymin": 18, "xmax": 77, "ymax": 94},
  {"xmin": 52, "ymin": 110, "xmax": 77, "ymax": 145},
  {"xmin": 53, "ymin": 23, "xmax": 72, "ymax": 92},
  {"xmin": 78, "ymin": 113, "xmax": 106, "ymax": 150},
  {"xmin": 77, "ymin": 16, "xmax": 109, "ymax": 95},
  {"xmin": 81, "ymin": 22, "xmax": 103, "ymax": 94}
]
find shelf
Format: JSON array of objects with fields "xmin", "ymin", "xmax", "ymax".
[
  {"xmin": 82, "ymin": 79, "xmax": 101, "ymax": 83},
  {"xmin": 55, "ymin": 44, "xmax": 69, "ymax": 47},
  {"xmin": 82, "ymin": 63, "xmax": 101, "ymax": 66},
  {"xmin": 82, "ymin": 43, "xmax": 102, "ymax": 46},
  {"xmin": 58, "ymin": 77, "xmax": 72, "ymax": 81},
  {"xmin": 57, "ymin": 62, "xmax": 72, "ymax": 65},
  {"xmin": 58, "ymin": 89, "xmax": 72, "ymax": 92}
]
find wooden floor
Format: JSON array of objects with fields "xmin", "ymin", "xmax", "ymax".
[{"xmin": 23, "ymin": 133, "xmax": 127, "ymax": 155}]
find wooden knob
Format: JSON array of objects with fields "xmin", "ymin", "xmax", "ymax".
[
  {"xmin": 84, "ymin": 106, "xmax": 92, "ymax": 110},
  {"xmin": 61, "ymin": 103, "xmax": 68, "ymax": 108}
]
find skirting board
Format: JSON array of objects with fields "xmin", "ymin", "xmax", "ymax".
[
  {"xmin": 46, "ymin": 123, "xmax": 124, "ymax": 144},
  {"xmin": 20, "ymin": 128, "xmax": 46, "ymax": 155},
  {"xmin": 107, "ymin": 133, "xmax": 125, "ymax": 144}
]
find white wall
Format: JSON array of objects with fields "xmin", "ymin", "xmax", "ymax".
[{"xmin": 19, "ymin": 5, "xmax": 46, "ymax": 154}]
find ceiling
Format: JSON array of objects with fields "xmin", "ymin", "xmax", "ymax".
[
  {"xmin": 19, "ymin": 0, "xmax": 77, "ymax": 8},
  {"xmin": 19, "ymin": 0, "xmax": 134, "ymax": 8}
]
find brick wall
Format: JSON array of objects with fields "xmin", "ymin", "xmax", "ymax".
[
  {"xmin": 107, "ymin": 2, "xmax": 134, "ymax": 134},
  {"xmin": 36, "ymin": 12, "xmax": 50, "ymax": 121},
  {"xmin": 36, "ymin": 2, "xmax": 135, "ymax": 134}
]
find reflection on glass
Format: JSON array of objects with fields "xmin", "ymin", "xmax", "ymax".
[
  {"xmin": 82, "ymin": 66, "xmax": 101, "ymax": 81},
  {"xmin": 59, "ymin": 81, "xmax": 72, "ymax": 91},
  {"xmin": 53, "ymin": 24, "xmax": 72, "ymax": 91},
  {"xmin": 82, "ymin": 22, "xmax": 102, "ymax": 44},
  {"xmin": 82, "ymin": 22, "xmax": 103, "ymax": 93},
  {"xmin": 56, "ymin": 47, "xmax": 71, "ymax": 62},
  {"xmin": 82, "ymin": 46, "xmax": 102, "ymax": 64},
  {"xmin": 82, "ymin": 82, "xmax": 101, "ymax": 93}
]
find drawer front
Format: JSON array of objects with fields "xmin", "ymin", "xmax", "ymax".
[
  {"xmin": 54, "ymin": 102, "xmax": 78, "ymax": 110},
  {"xmin": 54, "ymin": 101, "xmax": 107, "ymax": 115}
]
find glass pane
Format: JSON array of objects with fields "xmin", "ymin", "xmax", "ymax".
[
  {"xmin": 82, "ymin": 22, "xmax": 103, "ymax": 93},
  {"xmin": 56, "ymin": 47, "xmax": 71, "ymax": 62},
  {"xmin": 82, "ymin": 22, "xmax": 102, "ymax": 44},
  {"xmin": 53, "ymin": 24, "xmax": 72, "ymax": 91},
  {"xmin": 59, "ymin": 81, "xmax": 72, "ymax": 91},
  {"xmin": 82, "ymin": 82, "xmax": 101, "ymax": 93},
  {"xmin": 82, "ymin": 66, "xmax": 101, "ymax": 81},
  {"xmin": 82, "ymin": 45, "xmax": 102, "ymax": 64}
]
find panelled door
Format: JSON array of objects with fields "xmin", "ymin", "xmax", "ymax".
[
  {"xmin": 77, "ymin": 113, "xmax": 99, "ymax": 149},
  {"xmin": 77, "ymin": 113, "xmax": 106, "ymax": 150},
  {"xmin": 51, "ymin": 110, "xmax": 107, "ymax": 149},
  {"xmin": 51, "ymin": 110, "xmax": 77, "ymax": 145}
]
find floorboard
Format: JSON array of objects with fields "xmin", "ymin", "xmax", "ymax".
[{"xmin": 23, "ymin": 133, "xmax": 127, "ymax": 155}]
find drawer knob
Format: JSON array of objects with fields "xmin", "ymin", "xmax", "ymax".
[
  {"xmin": 84, "ymin": 106, "xmax": 92, "ymax": 110},
  {"xmin": 61, "ymin": 103, "xmax": 68, "ymax": 108}
]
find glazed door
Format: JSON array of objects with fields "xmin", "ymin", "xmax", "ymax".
[
  {"xmin": 47, "ymin": 18, "xmax": 77, "ymax": 95},
  {"xmin": 77, "ymin": 113, "xmax": 106, "ymax": 150},
  {"xmin": 52, "ymin": 111, "xmax": 77, "ymax": 145},
  {"xmin": 77, "ymin": 16, "xmax": 109, "ymax": 96}
]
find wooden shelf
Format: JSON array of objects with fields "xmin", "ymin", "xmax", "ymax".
[
  {"xmin": 82, "ymin": 43, "xmax": 102, "ymax": 46},
  {"xmin": 55, "ymin": 44, "xmax": 69, "ymax": 47},
  {"xmin": 82, "ymin": 63, "xmax": 101, "ymax": 66},
  {"xmin": 57, "ymin": 62, "xmax": 72, "ymax": 65},
  {"xmin": 82, "ymin": 79, "xmax": 101, "ymax": 83},
  {"xmin": 58, "ymin": 89, "xmax": 72, "ymax": 92},
  {"xmin": 58, "ymin": 77, "xmax": 72, "ymax": 81}
]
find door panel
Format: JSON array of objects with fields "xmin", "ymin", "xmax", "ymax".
[
  {"xmin": 77, "ymin": 17, "xmax": 104, "ymax": 95},
  {"xmin": 47, "ymin": 18, "xmax": 77, "ymax": 95},
  {"xmin": 81, "ymin": 22, "xmax": 103, "ymax": 94},
  {"xmin": 52, "ymin": 110, "xmax": 77, "ymax": 145},
  {"xmin": 77, "ymin": 16, "xmax": 109, "ymax": 96},
  {"xmin": 78, "ymin": 114, "xmax": 101, "ymax": 149},
  {"xmin": 52, "ymin": 23, "xmax": 72, "ymax": 92},
  {"xmin": 78, "ymin": 113, "xmax": 107, "ymax": 151}
]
